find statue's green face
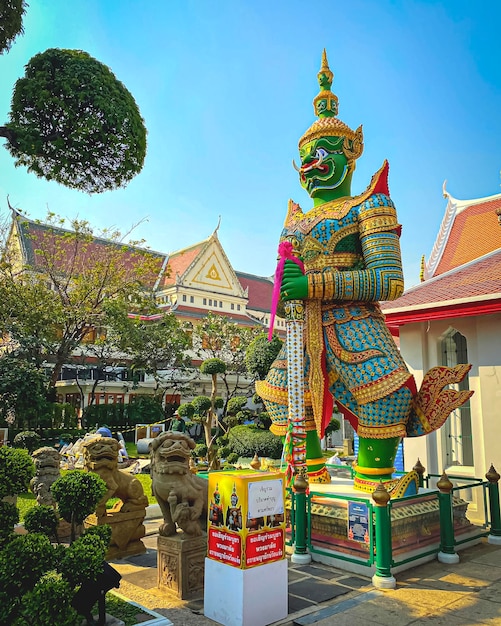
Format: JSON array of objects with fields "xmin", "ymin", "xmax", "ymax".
[{"xmin": 297, "ymin": 136, "xmax": 348, "ymax": 197}]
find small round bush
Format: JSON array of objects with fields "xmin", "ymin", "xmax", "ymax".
[
  {"xmin": 13, "ymin": 431, "xmax": 41, "ymax": 453},
  {"xmin": 227, "ymin": 425, "xmax": 283, "ymax": 459},
  {"xmin": 59, "ymin": 533, "xmax": 107, "ymax": 587},
  {"xmin": 19, "ymin": 571, "xmax": 78, "ymax": 626},
  {"xmin": 24, "ymin": 505, "xmax": 58, "ymax": 537},
  {"xmin": 51, "ymin": 471, "xmax": 107, "ymax": 526},
  {"xmin": 84, "ymin": 523, "xmax": 112, "ymax": 549},
  {"xmin": 0, "ymin": 446, "xmax": 35, "ymax": 499},
  {"xmin": 0, "ymin": 533, "xmax": 55, "ymax": 596}
]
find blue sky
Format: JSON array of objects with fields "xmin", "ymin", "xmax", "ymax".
[{"xmin": 2, "ymin": 0, "xmax": 501, "ymax": 288}]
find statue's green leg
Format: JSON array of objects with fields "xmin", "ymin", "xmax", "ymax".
[
  {"xmin": 355, "ymin": 436, "xmax": 401, "ymax": 483},
  {"xmin": 354, "ymin": 436, "xmax": 419, "ymax": 497},
  {"xmin": 305, "ymin": 430, "xmax": 331, "ymax": 483}
]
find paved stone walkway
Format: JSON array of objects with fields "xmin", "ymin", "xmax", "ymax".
[{"xmin": 108, "ymin": 511, "xmax": 501, "ymax": 625}]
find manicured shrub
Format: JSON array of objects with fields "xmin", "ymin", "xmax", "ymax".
[
  {"xmin": 0, "ymin": 533, "xmax": 55, "ymax": 596},
  {"xmin": 0, "ymin": 446, "xmax": 35, "ymax": 499},
  {"xmin": 18, "ymin": 571, "xmax": 78, "ymax": 626},
  {"xmin": 51, "ymin": 471, "xmax": 107, "ymax": 542},
  {"xmin": 13, "ymin": 430, "xmax": 41, "ymax": 453},
  {"xmin": 228, "ymin": 425, "xmax": 283, "ymax": 459},
  {"xmin": 23, "ymin": 505, "xmax": 58, "ymax": 538},
  {"xmin": 59, "ymin": 532, "xmax": 107, "ymax": 587},
  {"xmin": 0, "ymin": 499, "xmax": 19, "ymax": 547}
]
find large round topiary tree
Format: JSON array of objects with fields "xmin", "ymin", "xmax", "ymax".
[{"xmin": 1, "ymin": 48, "xmax": 147, "ymax": 193}]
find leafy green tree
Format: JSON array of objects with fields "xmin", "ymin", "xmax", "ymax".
[
  {"xmin": 191, "ymin": 312, "xmax": 262, "ymax": 413},
  {"xmin": 104, "ymin": 300, "xmax": 191, "ymax": 403},
  {"xmin": 13, "ymin": 430, "xmax": 41, "ymax": 453},
  {"xmin": 0, "ymin": 355, "xmax": 48, "ymax": 428},
  {"xmin": 1, "ymin": 48, "xmax": 146, "ymax": 193},
  {"xmin": 23, "ymin": 505, "xmax": 59, "ymax": 540},
  {"xmin": 0, "ymin": 0, "xmax": 27, "ymax": 54},
  {"xmin": 245, "ymin": 332, "xmax": 283, "ymax": 381},
  {"xmin": 0, "ymin": 213, "xmax": 165, "ymax": 392}
]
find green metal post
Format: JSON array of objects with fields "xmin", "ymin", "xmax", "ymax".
[
  {"xmin": 437, "ymin": 471, "xmax": 459, "ymax": 564},
  {"xmin": 486, "ymin": 465, "xmax": 501, "ymax": 544},
  {"xmin": 291, "ymin": 472, "xmax": 311, "ymax": 564},
  {"xmin": 371, "ymin": 483, "xmax": 396, "ymax": 589}
]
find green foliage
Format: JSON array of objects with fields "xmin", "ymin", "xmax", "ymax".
[
  {"xmin": 194, "ymin": 442, "xmax": 208, "ymax": 458},
  {"xmin": 0, "ymin": 533, "xmax": 55, "ymax": 596},
  {"xmin": 325, "ymin": 417, "xmax": 341, "ymax": 436},
  {"xmin": 0, "ymin": 499, "xmax": 19, "ymax": 547},
  {"xmin": 227, "ymin": 396, "xmax": 248, "ymax": 415},
  {"xmin": 192, "ymin": 395, "xmax": 211, "ymax": 416},
  {"xmin": 226, "ymin": 452, "xmax": 239, "ymax": 464},
  {"xmin": 0, "ymin": 446, "xmax": 35, "ymax": 499},
  {"xmin": 23, "ymin": 505, "xmax": 58, "ymax": 537},
  {"xmin": 0, "ymin": 0, "xmax": 27, "ymax": 54},
  {"xmin": 59, "ymin": 532, "xmax": 107, "ymax": 586},
  {"xmin": 0, "ymin": 355, "xmax": 48, "ymax": 428},
  {"xmin": 6, "ymin": 48, "xmax": 147, "ymax": 193},
  {"xmin": 83, "ymin": 523, "xmax": 112, "ymax": 549},
  {"xmin": 13, "ymin": 430, "xmax": 41, "ymax": 453},
  {"xmin": 178, "ymin": 403, "xmax": 195, "ymax": 419},
  {"xmin": 228, "ymin": 425, "xmax": 283, "ymax": 459},
  {"xmin": 51, "ymin": 470, "xmax": 107, "ymax": 528},
  {"xmin": 200, "ymin": 357, "xmax": 227, "ymax": 375},
  {"xmin": 245, "ymin": 332, "xmax": 283, "ymax": 380},
  {"xmin": 18, "ymin": 571, "xmax": 78, "ymax": 626}
]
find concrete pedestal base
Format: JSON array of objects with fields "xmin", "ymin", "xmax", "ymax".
[
  {"xmin": 204, "ymin": 557, "xmax": 288, "ymax": 626},
  {"xmin": 372, "ymin": 573, "xmax": 396, "ymax": 589},
  {"xmin": 488, "ymin": 534, "xmax": 501, "ymax": 545},
  {"xmin": 438, "ymin": 550, "xmax": 460, "ymax": 564},
  {"xmin": 157, "ymin": 533, "xmax": 206, "ymax": 599}
]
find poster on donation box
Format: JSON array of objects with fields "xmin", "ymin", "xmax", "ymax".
[{"xmin": 207, "ymin": 469, "xmax": 286, "ymax": 569}]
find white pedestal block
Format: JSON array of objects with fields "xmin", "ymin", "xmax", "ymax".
[{"xmin": 204, "ymin": 557, "xmax": 288, "ymax": 626}]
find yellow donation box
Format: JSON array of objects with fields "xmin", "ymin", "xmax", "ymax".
[{"xmin": 207, "ymin": 470, "xmax": 286, "ymax": 569}]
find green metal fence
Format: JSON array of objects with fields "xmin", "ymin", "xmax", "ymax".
[{"xmin": 287, "ymin": 466, "xmax": 499, "ymax": 576}]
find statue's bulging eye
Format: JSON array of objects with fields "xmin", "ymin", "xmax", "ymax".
[{"xmin": 316, "ymin": 148, "xmax": 328, "ymax": 160}]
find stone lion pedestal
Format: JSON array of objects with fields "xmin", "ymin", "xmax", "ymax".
[
  {"xmin": 85, "ymin": 507, "xmax": 146, "ymax": 560},
  {"xmin": 157, "ymin": 532, "xmax": 206, "ymax": 599}
]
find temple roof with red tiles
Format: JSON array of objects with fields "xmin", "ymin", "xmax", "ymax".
[
  {"xmin": 383, "ymin": 184, "xmax": 501, "ymax": 330},
  {"xmin": 382, "ymin": 249, "xmax": 501, "ymax": 327},
  {"xmin": 424, "ymin": 184, "xmax": 501, "ymax": 279},
  {"xmin": 236, "ymin": 271, "xmax": 273, "ymax": 312},
  {"xmin": 161, "ymin": 241, "xmax": 206, "ymax": 287},
  {"xmin": 12, "ymin": 211, "xmax": 167, "ymax": 289}
]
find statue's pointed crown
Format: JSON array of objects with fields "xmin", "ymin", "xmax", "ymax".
[{"xmin": 298, "ymin": 50, "xmax": 364, "ymax": 165}]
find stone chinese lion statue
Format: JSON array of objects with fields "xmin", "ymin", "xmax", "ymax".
[
  {"xmin": 30, "ymin": 446, "xmax": 61, "ymax": 507},
  {"xmin": 149, "ymin": 432, "xmax": 208, "ymax": 537},
  {"xmin": 82, "ymin": 436, "xmax": 148, "ymax": 518}
]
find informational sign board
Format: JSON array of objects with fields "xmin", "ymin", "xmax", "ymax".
[
  {"xmin": 207, "ymin": 469, "xmax": 286, "ymax": 569},
  {"xmin": 348, "ymin": 501, "xmax": 370, "ymax": 545}
]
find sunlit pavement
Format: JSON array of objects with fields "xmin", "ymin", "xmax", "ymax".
[{"xmin": 111, "ymin": 517, "xmax": 501, "ymax": 626}]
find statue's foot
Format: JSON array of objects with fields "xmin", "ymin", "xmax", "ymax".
[
  {"xmin": 159, "ymin": 522, "xmax": 176, "ymax": 536},
  {"xmin": 354, "ymin": 471, "xmax": 419, "ymax": 498}
]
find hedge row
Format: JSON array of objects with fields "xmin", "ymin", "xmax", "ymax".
[{"xmin": 227, "ymin": 425, "xmax": 283, "ymax": 459}]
